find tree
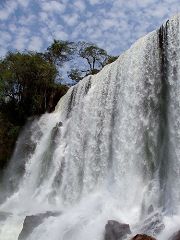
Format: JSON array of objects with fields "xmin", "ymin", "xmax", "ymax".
[
  {"xmin": 0, "ymin": 51, "xmax": 59, "ymax": 124},
  {"xmin": 68, "ymin": 68, "xmax": 83, "ymax": 82},
  {"xmin": 78, "ymin": 42, "xmax": 109, "ymax": 73},
  {"xmin": 0, "ymin": 40, "xmax": 116, "ymax": 169},
  {"xmin": 42, "ymin": 40, "xmax": 118, "ymax": 84},
  {"xmin": 104, "ymin": 55, "xmax": 118, "ymax": 65},
  {"xmin": 0, "ymin": 51, "xmax": 68, "ymax": 170},
  {"xmin": 68, "ymin": 42, "xmax": 118, "ymax": 82},
  {"xmin": 44, "ymin": 39, "xmax": 75, "ymax": 66}
]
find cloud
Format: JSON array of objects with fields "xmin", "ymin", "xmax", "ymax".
[
  {"xmin": 0, "ymin": 1, "xmax": 17, "ymax": 20},
  {"xmin": 0, "ymin": 31, "xmax": 12, "ymax": 44},
  {"xmin": 8, "ymin": 23, "xmax": 17, "ymax": 32},
  {"xmin": 54, "ymin": 30, "xmax": 68, "ymax": 40},
  {"xmin": 18, "ymin": 14, "xmax": 37, "ymax": 26},
  {"xmin": 17, "ymin": 0, "xmax": 30, "ymax": 8},
  {"xmin": 14, "ymin": 36, "xmax": 28, "ymax": 50},
  {"xmin": 0, "ymin": 0, "xmax": 180, "ymax": 57},
  {"xmin": 88, "ymin": 0, "xmax": 105, "ymax": 5},
  {"xmin": 0, "ymin": 30, "xmax": 11, "ymax": 56},
  {"xmin": 28, "ymin": 36, "xmax": 43, "ymax": 51},
  {"xmin": 39, "ymin": 11, "xmax": 49, "ymax": 22},
  {"xmin": 0, "ymin": 47, "xmax": 7, "ymax": 57},
  {"xmin": 74, "ymin": 1, "xmax": 86, "ymax": 12},
  {"xmin": 63, "ymin": 14, "xmax": 79, "ymax": 26},
  {"xmin": 40, "ymin": 0, "xmax": 66, "ymax": 13}
]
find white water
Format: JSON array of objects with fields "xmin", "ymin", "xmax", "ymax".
[{"xmin": 1, "ymin": 15, "xmax": 180, "ymax": 240}]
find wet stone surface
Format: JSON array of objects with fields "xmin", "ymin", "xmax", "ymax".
[
  {"xmin": 18, "ymin": 211, "xmax": 61, "ymax": 240},
  {"xmin": 104, "ymin": 220, "xmax": 131, "ymax": 240}
]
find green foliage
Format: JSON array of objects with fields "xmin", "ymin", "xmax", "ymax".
[
  {"xmin": 79, "ymin": 42, "xmax": 108, "ymax": 71},
  {"xmin": 43, "ymin": 40, "xmax": 118, "ymax": 83},
  {"xmin": 105, "ymin": 55, "xmax": 119, "ymax": 65},
  {"xmin": 0, "ymin": 51, "xmax": 68, "ymax": 169},
  {"xmin": 68, "ymin": 42, "xmax": 118, "ymax": 82},
  {"xmin": 0, "ymin": 51, "xmax": 59, "ymax": 124},
  {"xmin": 44, "ymin": 39, "xmax": 75, "ymax": 66},
  {"xmin": 0, "ymin": 39, "xmax": 117, "ymax": 169},
  {"xmin": 0, "ymin": 113, "xmax": 21, "ymax": 169},
  {"xmin": 68, "ymin": 68, "xmax": 83, "ymax": 82}
]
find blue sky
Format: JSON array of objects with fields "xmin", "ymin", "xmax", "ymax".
[{"xmin": 0, "ymin": 0, "xmax": 179, "ymax": 57}]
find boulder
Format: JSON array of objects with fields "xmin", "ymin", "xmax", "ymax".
[
  {"xmin": 168, "ymin": 230, "xmax": 180, "ymax": 240},
  {"xmin": 105, "ymin": 220, "xmax": 131, "ymax": 240},
  {"xmin": 131, "ymin": 234, "xmax": 156, "ymax": 240},
  {"xmin": 18, "ymin": 211, "xmax": 61, "ymax": 240}
]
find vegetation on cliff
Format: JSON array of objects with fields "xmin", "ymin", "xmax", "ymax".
[
  {"xmin": 0, "ymin": 51, "xmax": 68, "ymax": 169},
  {"xmin": 0, "ymin": 40, "xmax": 117, "ymax": 169}
]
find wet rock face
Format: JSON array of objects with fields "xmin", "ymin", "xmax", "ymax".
[
  {"xmin": 131, "ymin": 234, "xmax": 156, "ymax": 240},
  {"xmin": 168, "ymin": 230, "xmax": 180, "ymax": 240},
  {"xmin": 18, "ymin": 211, "xmax": 61, "ymax": 240},
  {"xmin": 104, "ymin": 220, "xmax": 131, "ymax": 240}
]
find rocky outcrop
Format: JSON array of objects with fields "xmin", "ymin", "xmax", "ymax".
[
  {"xmin": 18, "ymin": 211, "xmax": 61, "ymax": 240},
  {"xmin": 104, "ymin": 220, "xmax": 131, "ymax": 240},
  {"xmin": 131, "ymin": 234, "xmax": 156, "ymax": 240},
  {"xmin": 168, "ymin": 230, "xmax": 180, "ymax": 240}
]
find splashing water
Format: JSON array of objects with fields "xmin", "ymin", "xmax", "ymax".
[{"xmin": 1, "ymin": 15, "xmax": 180, "ymax": 240}]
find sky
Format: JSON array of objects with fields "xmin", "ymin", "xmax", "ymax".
[{"xmin": 0, "ymin": 0, "xmax": 180, "ymax": 57}]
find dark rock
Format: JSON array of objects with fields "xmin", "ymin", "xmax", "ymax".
[
  {"xmin": 105, "ymin": 220, "xmax": 131, "ymax": 240},
  {"xmin": 18, "ymin": 211, "xmax": 61, "ymax": 240},
  {"xmin": 55, "ymin": 122, "xmax": 63, "ymax": 128},
  {"xmin": 131, "ymin": 234, "xmax": 156, "ymax": 240},
  {"xmin": 57, "ymin": 122, "xmax": 63, "ymax": 127},
  {"xmin": 168, "ymin": 230, "xmax": 180, "ymax": 240},
  {"xmin": 139, "ymin": 212, "xmax": 165, "ymax": 236}
]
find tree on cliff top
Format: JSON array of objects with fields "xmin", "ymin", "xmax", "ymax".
[
  {"xmin": 0, "ymin": 51, "xmax": 67, "ymax": 124},
  {"xmin": 79, "ymin": 42, "xmax": 109, "ymax": 72},
  {"xmin": 44, "ymin": 39, "xmax": 75, "ymax": 66},
  {"xmin": 0, "ymin": 39, "xmax": 117, "ymax": 170},
  {"xmin": 0, "ymin": 51, "xmax": 68, "ymax": 169},
  {"xmin": 68, "ymin": 42, "xmax": 118, "ymax": 82}
]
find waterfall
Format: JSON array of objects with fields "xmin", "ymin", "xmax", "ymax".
[{"xmin": 1, "ymin": 15, "xmax": 180, "ymax": 240}]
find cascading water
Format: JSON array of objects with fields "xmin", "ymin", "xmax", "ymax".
[{"xmin": 1, "ymin": 15, "xmax": 180, "ymax": 240}]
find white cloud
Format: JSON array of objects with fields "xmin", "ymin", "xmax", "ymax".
[
  {"xmin": 39, "ymin": 12, "xmax": 49, "ymax": 21},
  {"xmin": 74, "ymin": 0, "xmax": 86, "ymax": 11},
  {"xmin": 1, "ymin": 0, "xmax": 180, "ymax": 57},
  {"xmin": 88, "ymin": 0, "xmax": 105, "ymax": 5},
  {"xmin": 17, "ymin": 0, "xmax": 30, "ymax": 8},
  {"xmin": 40, "ymin": 27, "xmax": 53, "ymax": 42},
  {"xmin": 28, "ymin": 36, "xmax": 43, "ymax": 51},
  {"xmin": 54, "ymin": 30, "xmax": 68, "ymax": 40},
  {"xmin": 0, "ymin": 30, "xmax": 11, "ymax": 56},
  {"xmin": 102, "ymin": 18, "xmax": 118, "ymax": 30},
  {"xmin": 14, "ymin": 36, "xmax": 27, "ymax": 50},
  {"xmin": 63, "ymin": 14, "xmax": 79, "ymax": 26},
  {"xmin": 40, "ymin": 0, "xmax": 66, "ymax": 13},
  {"xmin": 0, "ymin": 1, "xmax": 17, "ymax": 20},
  {"xmin": 8, "ymin": 23, "xmax": 17, "ymax": 32},
  {"xmin": 18, "ymin": 27, "xmax": 30, "ymax": 37},
  {"xmin": 0, "ymin": 47, "xmax": 7, "ymax": 57},
  {"xmin": 0, "ymin": 31, "xmax": 12, "ymax": 44},
  {"xmin": 18, "ymin": 14, "xmax": 37, "ymax": 26}
]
